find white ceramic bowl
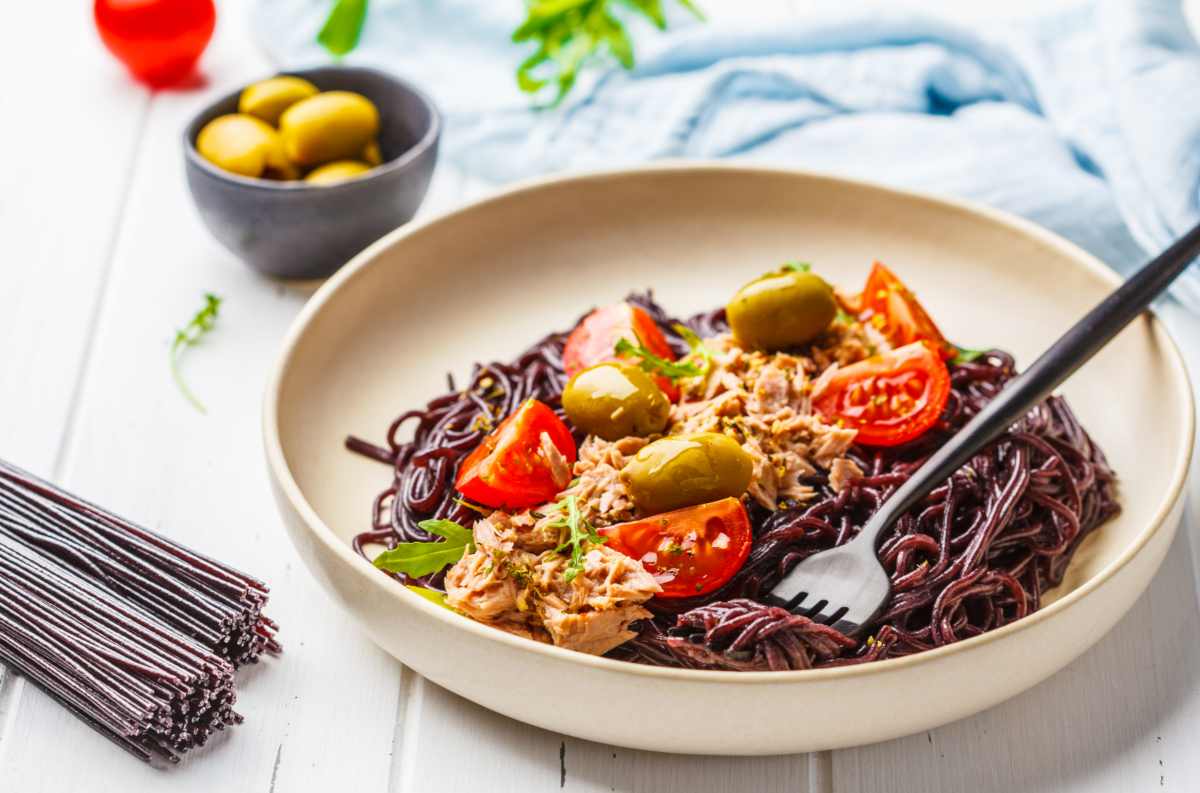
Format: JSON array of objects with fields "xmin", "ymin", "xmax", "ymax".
[{"xmin": 263, "ymin": 164, "xmax": 1193, "ymax": 755}]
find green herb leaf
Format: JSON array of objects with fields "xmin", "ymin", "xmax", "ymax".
[
  {"xmin": 950, "ymin": 345, "xmax": 989, "ymax": 365},
  {"xmin": 170, "ymin": 293, "xmax": 222, "ymax": 414},
  {"xmin": 614, "ymin": 337, "xmax": 706, "ymax": 381},
  {"xmin": 550, "ymin": 495, "xmax": 606, "ymax": 582},
  {"xmin": 513, "ymin": 0, "xmax": 705, "ymax": 107},
  {"xmin": 318, "ymin": 0, "xmax": 369, "ymax": 57},
  {"xmin": 373, "ymin": 519, "xmax": 474, "ymax": 577},
  {"xmin": 671, "ymin": 323, "xmax": 714, "ymax": 376},
  {"xmin": 835, "ymin": 308, "xmax": 856, "ymax": 325},
  {"xmin": 405, "ymin": 585, "xmax": 454, "ymax": 610},
  {"xmin": 780, "ymin": 261, "xmax": 811, "ymax": 273}
]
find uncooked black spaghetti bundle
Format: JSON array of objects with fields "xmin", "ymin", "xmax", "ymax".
[{"xmin": 0, "ymin": 460, "xmax": 279, "ymax": 763}]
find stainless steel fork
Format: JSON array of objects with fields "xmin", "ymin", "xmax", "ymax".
[{"xmin": 766, "ymin": 221, "xmax": 1200, "ymax": 637}]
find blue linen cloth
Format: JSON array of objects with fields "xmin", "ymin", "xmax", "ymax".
[{"xmin": 252, "ymin": 0, "xmax": 1200, "ymax": 309}]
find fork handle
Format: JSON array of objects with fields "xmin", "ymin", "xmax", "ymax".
[{"xmin": 856, "ymin": 221, "xmax": 1200, "ymax": 548}]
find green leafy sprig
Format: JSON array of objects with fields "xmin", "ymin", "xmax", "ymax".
[
  {"xmin": 318, "ymin": 0, "xmax": 369, "ymax": 56},
  {"xmin": 170, "ymin": 293, "xmax": 222, "ymax": 414},
  {"xmin": 950, "ymin": 345, "xmax": 989, "ymax": 365},
  {"xmin": 615, "ymin": 337, "xmax": 706, "ymax": 381},
  {"xmin": 549, "ymin": 495, "xmax": 606, "ymax": 582},
  {"xmin": 373, "ymin": 519, "xmax": 475, "ymax": 577},
  {"xmin": 406, "ymin": 585, "xmax": 454, "ymax": 609},
  {"xmin": 514, "ymin": 0, "xmax": 704, "ymax": 106}
]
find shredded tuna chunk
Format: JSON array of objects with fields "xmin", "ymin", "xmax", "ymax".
[
  {"xmin": 442, "ymin": 506, "xmax": 660, "ymax": 656},
  {"xmin": 828, "ymin": 457, "xmax": 864, "ymax": 493},
  {"xmin": 670, "ymin": 331, "xmax": 878, "ymax": 510}
]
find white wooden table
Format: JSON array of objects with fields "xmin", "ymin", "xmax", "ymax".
[{"xmin": 3, "ymin": 2, "xmax": 1200, "ymax": 791}]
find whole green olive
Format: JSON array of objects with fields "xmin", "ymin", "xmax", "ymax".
[
  {"xmin": 726, "ymin": 267, "xmax": 837, "ymax": 351},
  {"xmin": 620, "ymin": 433, "xmax": 753, "ymax": 515},
  {"xmin": 196, "ymin": 114, "xmax": 292, "ymax": 179},
  {"xmin": 239, "ymin": 76, "xmax": 319, "ymax": 126},
  {"xmin": 562, "ymin": 362, "xmax": 670, "ymax": 441},
  {"xmin": 279, "ymin": 91, "xmax": 380, "ymax": 167},
  {"xmin": 304, "ymin": 160, "xmax": 373, "ymax": 185}
]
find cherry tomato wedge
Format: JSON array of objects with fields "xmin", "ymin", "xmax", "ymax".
[
  {"xmin": 563, "ymin": 303, "xmax": 680, "ymax": 401},
  {"xmin": 599, "ymin": 498, "xmax": 751, "ymax": 598},
  {"xmin": 841, "ymin": 262, "xmax": 956, "ymax": 360},
  {"xmin": 455, "ymin": 399, "xmax": 577, "ymax": 510},
  {"xmin": 812, "ymin": 341, "xmax": 950, "ymax": 447}
]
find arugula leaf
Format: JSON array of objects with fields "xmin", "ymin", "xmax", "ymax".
[
  {"xmin": 170, "ymin": 293, "xmax": 222, "ymax": 414},
  {"xmin": 671, "ymin": 323, "xmax": 714, "ymax": 375},
  {"xmin": 373, "ymin": 518, "xmax": 475, "ymax": 578},
  {"xmin": 318, "ymin": 0, "xmax": 369, "ymax": 57},
  {"xmin": 614, "ymin": 337, "xmax": 706, "ymax": 380},
  {"xmin": 549, "ymin": 495, "xmax": 606, "ymax": 582},
  {"xmin": 406, "ymin": 585, "xmax": 454, "ymax": 610},
  {"xmin": 950, "ymin": 345, "xmax": 989, "ymax": 365},
  {"xmin": 513, "ymin": 0, "xmax": 705, "ymax": 107}
]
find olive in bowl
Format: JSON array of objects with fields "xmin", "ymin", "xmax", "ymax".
[{"xmin": 183, "ymin": 66, "xmax": 440, "ymax": 280}]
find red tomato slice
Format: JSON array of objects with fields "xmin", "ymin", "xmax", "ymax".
[
  {"xmin": 812, "ymin": 341, "xmax": 950, "ymax": 447},
  {"xmin": 455, "ymin": 399, "xmax": 577, "ymax": 510},
  {"xmin": 842, "ymin": 262, "xmax": 956, "ymax": 360},
  {"xmin": 563, "ymin": 303, "xmax": 680, "ymax": 401},
  {"xmin": 599, "ymin": 498, "xmax": 751, "ymax": 598}
]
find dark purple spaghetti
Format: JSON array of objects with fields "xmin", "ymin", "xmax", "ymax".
[{"xmin": 347, "ymin": 294, "xmax": 1117, "ymax": 671}]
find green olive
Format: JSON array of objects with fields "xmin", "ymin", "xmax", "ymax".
[
  {"xmin": 726, "ymin": 267, "xmax": 837, "ymax": 351},
  {"xmin": 239, "ymin": 76, "xmax": 319, "ymax": 125},
  {"xmin": 279, "ymin": 91, "xmax": 380, "ymax": 167},
  {"xmin": 620, "ymin": 433, "xmax": 753, "ymax": 515},
  {"xmin": 562, "ymin": 362, "xmax": 670, "ymax": 441},
  {"xmin": 196, "ymin": 114, "xmax": 290, "ymax": 179},
  {"xmin": 361, "ymin": 139, "xmax": 383, "ymax": 166},
  {"xmin": 304, "ymin": 160, "xmax": 373, "ymax": 185}
]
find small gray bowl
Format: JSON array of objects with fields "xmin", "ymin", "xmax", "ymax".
[{"xmin": 184, "ymin": 66, "xmax": 440, "ymax": 280}]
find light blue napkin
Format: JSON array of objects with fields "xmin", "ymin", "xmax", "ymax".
[{"xmin": 253, "ymin": 0, "xmax": 1200, "ymax": 309}]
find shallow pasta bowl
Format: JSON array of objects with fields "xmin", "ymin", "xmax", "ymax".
[{"xmin": 263, "ymin": 164, "xmax": 1193, "ymax": 755}]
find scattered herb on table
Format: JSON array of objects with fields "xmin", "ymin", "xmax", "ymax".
[
  {"xmin": 514, "ymin": 0, "xmax": 705, "ymax": 106},
  {"xmin": 549, "ymin": 494, "xmax": 606, "ymax": 582},
  {"xmin": 318, "ymin": 0, "xmax": 369, "ymax": 56},
  {"xmin": 170, "ymin": 293, "xmax": 222, "ymax": 414},
  {"xmin": 373, "ymin": 518, "xmax": 475, "ymax": 577},
  {"xmin": 315, "ymin": 0, "xmax": 705, "ymax": 106}
]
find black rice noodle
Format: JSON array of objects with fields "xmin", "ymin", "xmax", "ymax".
[{"xmin": 347, "ymin": 293, "xmax": 1118, "ymax": 670}]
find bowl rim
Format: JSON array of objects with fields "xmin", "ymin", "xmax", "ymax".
[
  {"xmin": 262, "ymin": 161, "xmax": 1195, "ymax": 684},
  {"xmin": 182, "ymin": 65, "xmax": 441, "ymax": 193}
]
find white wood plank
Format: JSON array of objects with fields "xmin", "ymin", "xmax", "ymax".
[
  {"xmin": 402, "ymin": 679, "xmax": 811, "ymax": 792},
  {"xmin": 0, "ymin": 0, "xmax": 150, "ymax": 760},
  {"xmin": 0, "ymin": 5, "xmax": 148, "ymax": 480},
  {"xmin": 0, "ymin": 1, "xmax": 412, "ymax": 789},
  {"xmin": 833, "ymin": 308, "xmax": 1200, "ymax": 793}
]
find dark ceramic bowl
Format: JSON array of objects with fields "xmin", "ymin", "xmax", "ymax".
[{"xmin": 184, "ymin": 66, "xmax": 440, "ymax": 280}]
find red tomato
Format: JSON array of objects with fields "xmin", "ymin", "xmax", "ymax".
[
  {"xmin": 599, "ymin": 498, "xmax": 751, "ymax": 598},
  {"xmin": 455, "ymin": 399, "xmax": 577, "ymax": 510},
  {"xmin": 841, "ymin": 262, "xmax": 956, "ymax": 360},
  {"xmin": 94, "ymin": 0, "xmax": 215, "ymax": 87},
  {"xmin": 813, "ymin": 341, "xmax": 950, "ymax": 447},
  {"xmin": 563, "ymin": 303, "xmax": 680, "ymax": 401}
]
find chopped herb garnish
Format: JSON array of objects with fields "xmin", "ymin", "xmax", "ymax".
[
  {"xmin": 373, "ymin": 519, "xmax": 474, "ymax": 578},
  {"xmin": 615, "ymin": 337, "xmax": 706, "ymax": 381},
  {"xmin": 780, "ymin": 261, "xmax": 811, "ymax": 273},
  {"xmin": 950, "ymin": 345, "xmax": 989, "ymax": 365},
  {"xmin": 405, "ymin": 585, "xmax": 454, "ymax": 610},
  {"xmin": 170, "ymin": 293, "xmax": 222, "ymax": 414},
  {"xmin": 549, "ymin": 495, "xmax": 606, "ymax": 583},
  {"xmin": 835, "ymin": 308, "xmax": 856, "ymax": 325}
]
